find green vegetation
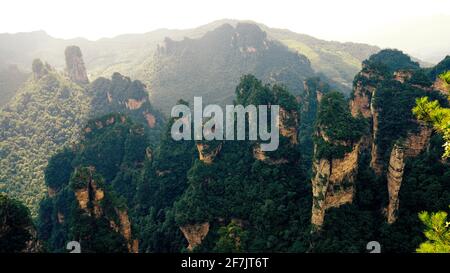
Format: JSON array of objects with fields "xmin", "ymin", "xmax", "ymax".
[
  {"xmin": 364, "ymin": 49, "xmax": 420, "ymax": 73},
  {"xmin": 315, "ymin": 92, "xmax": 366, "ymax": 159},
  {"xmin": 416, "ymin": 208, "xmax": 450, "ymax": 253},
  {"xmin": 0, "ymin": 70, "xmax": 90, "ymax": 214},
  {"xmin": 0, "ymin": 194, "xmax": 33, "ymax": 252},
  {"xmin": 441, "ymin": 71, "xmax": 450, "ymax": 84},
  {"xmin": 147, "ymin": 23, "xmax": 315, "ymax": 114},
  {"xmin": 0, "ymin": 60, "xmax": 162, "ymax": 216},
  {"xmin": 38, "ymin": 115, "xmax": 147, "ymax": 252},
  {"xmin": 413, "ymin": 71, "xmax": 450, "ymax": 158}
]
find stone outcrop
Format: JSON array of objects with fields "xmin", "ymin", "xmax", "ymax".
[
  {"xmin": 433, "ymin": 77, "xmax": 449, "ymax": 96},
  {"xmin": 125, "ymin": 98, "xmax": 146, "ymax": 110},
  {"xmin": 144, "ymin": 112, "xmax": 156, "ymax": 128},
  {"xmin": 311, "ymin": 141, "xmax": 361, "ymax": 228},
  {"xmin": 74, "ymin": 167, "xmax": 105, "ymax": 218},
  {"xmin": 385, "ymin": 144, "xmax": 405, "ymax": 224},
  {"xmin": 253, "ymin": 107, "xmax": 298, "ymax": 163},
  {"xmin": 385, "ymin": 124, "xmax": 432, "ymax": 223},
  {"xmin": 65, "ymin": 46, "xmax": 89, "ymax": 84},
  {"xmin": 109, "ymin": 209, "xmax": 139, "ymax": 253},
  {"xmin": 350, "ymin": 65, "xmax": 383, "ymax": 119},
  {"xmin": 278, "ymin": 108, "xmax": 298, "ymax": 145},
  {"xmin": 394, "ymin": 70, "xmax": 413, "ymax": 83},
  {"xmin": 197, "ymin": 143, "xmax": 222, "ymax": 164},
  {"xmin": 180, "ymin": 222, "xmax": 210, "ymax": 251},
  {"xmin": 73, "ymin": 167, "xmax": 138, "ymax": 252}
]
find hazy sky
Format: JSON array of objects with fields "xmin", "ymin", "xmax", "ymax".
[{"xmin": 2, "ymin": 0, "xmax": 450, "ymax": 61}]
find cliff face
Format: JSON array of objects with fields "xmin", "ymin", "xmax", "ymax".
[
  {"xmin": 350, "ymin": 65, "xmax": 383, "ymax": 119},
  {"xmin": 180, "ymin": 222, "xmax": 210, "ymax": 251},
  {"xmin": 73, "ymin": 167, "xmax": 105, "ymax": 218},
  {"xmin": 279, "ymin": 107, "xmax": 298, "ymax": 145},
  {"xmin": 385, "ymin": 125, "xmax": 432, "ymax": 223},
  {"xmin": 433, "ymin": 77, "xmax": 449, "ymax": 96},
  {"xmin": 89, "ymin": 73, "xmax": 162, "ymax": 134},
  {"xmin": 72, "ymin": 167, "xmax": 138, "ymax": 253},
  {"xmin": 65, "ymin": 46, "xmax": 89, "ymax": 84},
  {"xmin": 253, "ymin": 106, "xmax": 298, "ymax": 164},
  {"xmin": 346, "ymin": 52, "xmax": 437, "ymax": 224},
  {"xmin": 197, "ymin": 143, "xmax": 222, "ymax": 164},
  {"xmin": 311, "ymin": 141, "xmax": 361, "ymax": 228}
]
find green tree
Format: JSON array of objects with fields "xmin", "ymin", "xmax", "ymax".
[
  {"xmin": 413, "ymin": 72, "xmax": 450, "ymax": 158},
  {"xmin": 416, "ymin": 208, "xmax": 450, "ymax": 253},
  {"xmin": 214, "ymin": 221, "xmax": 248, "ymax": 253},
  {"xmin": 0, "ymin": 194, "xmax": 33, "ymax": 252}
]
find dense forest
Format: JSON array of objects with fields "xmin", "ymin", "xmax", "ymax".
[{"xmin": 0, "ymin": 22, "xmax": 449, "ymax": 253}]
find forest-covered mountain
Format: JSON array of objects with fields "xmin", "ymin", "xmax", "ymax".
[
  {"xmin": 1, "ymin": 50, "xmax": 435, "ymax": 253},
  {"xmin": 0, "ymin": 20, "xmax": 449, "ymax": 253},
  {"xmin": 0, "ymin": 46, "xmax": 163, "ymax": 215},
  {"xmin": 146, "ymin": 23, "xmax": 316, "ymax": 112},
  {"xmin": 0, "ymin": 20, "xmax": 384, "ymax": 109}
]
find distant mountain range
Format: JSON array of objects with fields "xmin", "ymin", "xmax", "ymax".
[{"xmin": 0, "ymin": 19, "xmax": 388, "ymax": 106}]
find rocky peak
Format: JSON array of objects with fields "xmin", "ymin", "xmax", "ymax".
[
  {"xmin": 64, "ymin": 45, "xmax": 89, "ymax": 84},
  {"xmin": 311, "ymin": 141, "xmax": 361, "ymax": 228},
  {"xmin": 180, "ymin": 222, "xmax": 210, "ymax": 251},
  {"xmin": 385, "ymin": 124, "xmax": 432, "ymax": 223},
  {"xmin": 394, "ymin": 70, "xmax": 413, "ymax": 83},
  {"xmin": 72, "ymin": 166, "xmax": 105, "ymax": 217}
]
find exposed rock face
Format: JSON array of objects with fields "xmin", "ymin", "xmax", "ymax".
[
  {"xmin": 279, "ymin": 108, "xmax": 298, "ymax": 145},
  {"xmin": 351, "ymin": 82, "xmax": 375, "ymax": 118},
  {"xmin": 311, "ymin": 141, "xmax": 361, "ymax": 228},
  {"xmin": 180, "ymin": 222, "xmax": 210, "ymax": 251},
  {"xmin": 253, "ymin": 107, "xmax": 298, "ymax": 163},
  {"xmin": 65, "ymin": 46, "xmax": 89, "ymax": 84},
  {"xmin": 385, "ymin": 124, "xmax": 432, "ymax": 223},
  {"xmin": 125, "ymin": 98, "xmax": 146, "ymax": 110},
  {"xmin": 73, "ymin": 167, "xmax": 138, "ymax": 252},
  {"xmin": 433, "ymin": 77, "xmax": 449, "ymax": 96},
  {"xmin": 197, "ymin": 143, "xmax": 222, "ymax": 164},
  {"xmin": 350, "ymin": 65, "xmax": 383, "ymax": 119},
  {"xmin": 385, "ymin": 144, "xmax": 405, "ymax": 224},
  {"xmin": 109, "ymin": 209, "xmax": 139, "ymax": 253},
  {"xmin": 369, "ymin": 102, "xmax": 385, "ymax": 175},
  {"xmin": 394, "ymin": 70, "xmax": 413, "ymax": 83},
  {"xmin": 74, "ymin": 168, "xmax": 104, "ymax": 218},
  {"xmin": 144, "ymin": 112, "xmax": 156, "ymax": 128}
]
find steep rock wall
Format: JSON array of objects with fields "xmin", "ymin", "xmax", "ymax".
[{"xmin": 311, "ymin": 141, "xmax": 361, "ymax": 228}]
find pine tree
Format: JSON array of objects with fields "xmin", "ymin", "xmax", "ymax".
[{"xmin": 416, "ymin": 208, "xmax": 450, "ymax": 253}]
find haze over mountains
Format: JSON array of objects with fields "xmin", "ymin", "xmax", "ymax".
[
  {"xmin": 1, "ymin": 19, "xmax": 384, "ymax": 109},
  {"xmin": 1, "ymin": 9, "xmax": 450, "ymax": 254}
]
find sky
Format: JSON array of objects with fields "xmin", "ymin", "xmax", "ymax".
[{"xmin": 1, "ymin": 0, "xmax": 450, "ymax": 61}]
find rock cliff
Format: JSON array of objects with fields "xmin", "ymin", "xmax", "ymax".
[
  {"xmin": 64, "ymin": 46, "xmax": 89, "ymax": 84},
  {"xmin": 180, "ymin": 222, "xmax": 210, "ymax": 251}
]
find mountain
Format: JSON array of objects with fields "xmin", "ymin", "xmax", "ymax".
[
  {"xmin": 309, "ymin": 49, "xmax": 450, "ymax": 252},
  {"xmin": 0, "ymin": 46, "xmax": 162, "ymax": 215},
  {"xmin": 146, "ymin": 23, "xmax": 315, "ymax": 113},
  {"xmin": 31, "ymin": 49, "xmax": 450, "ymax": 252},
  {"xmin": 0, "ymin": 60, "xmax": 91, "ymax": 212},
  {"xmin": 0, "ymin": 20, "xmax": 384, "ymax": 104},
  {"xmin": 38, "ymin": 114, "xmax": 145, "ymax": 253}
]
